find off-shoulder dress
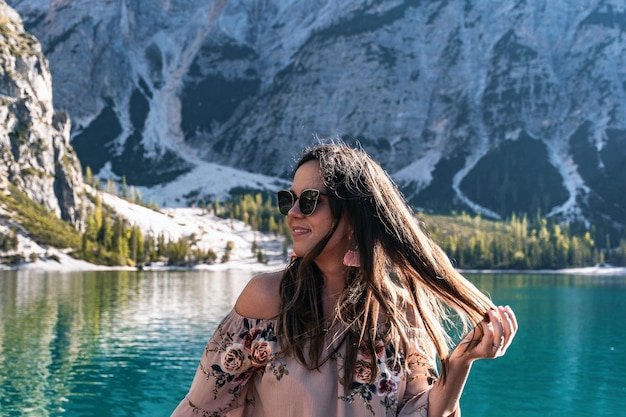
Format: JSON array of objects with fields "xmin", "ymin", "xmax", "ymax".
[{"xmin": 171, "ymin": 308, "xmax": 443, "ymax": 417}]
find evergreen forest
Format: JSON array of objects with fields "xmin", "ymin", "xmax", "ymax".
[{"xmin": 1, "ymin": 178, "xmax": 625, "ymax": 269}]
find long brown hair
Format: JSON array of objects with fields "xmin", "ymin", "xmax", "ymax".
[{"xmin": 277, "ymin": 143, "xmax": 493, "ymax": 386}]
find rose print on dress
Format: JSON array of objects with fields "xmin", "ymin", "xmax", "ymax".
[
  {"xmin": 250, "ymin": 339, "xmax": 272, "ymax": 367},
  {"xmin": 339, "ymin": 340, "xmax": 406, "ymax": 415},
  {"xmin": 201, "ymin": 317, "xmax": 288, "ymax": 405},
  {"xmin": 221, "ymin": 343, "xmax": 251, "ymax": 374}
]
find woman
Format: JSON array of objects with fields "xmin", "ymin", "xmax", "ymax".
[{"xmin": 171, "ymin": 143, "xmax": 517, "ymax": 417}]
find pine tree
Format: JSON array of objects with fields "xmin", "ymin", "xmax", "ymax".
[{"xmin": 121, "ymin": 176, "xmax": 128, "ymax": 199}]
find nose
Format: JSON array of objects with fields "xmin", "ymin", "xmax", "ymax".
[{"xmin": 287, "ymin": 198, "xmax": 304, "ymax": 217}]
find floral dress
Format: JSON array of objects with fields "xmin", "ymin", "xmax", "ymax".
[{"xmin": 171, "ymin": 309, "xmax": 440, "ymax": 417}]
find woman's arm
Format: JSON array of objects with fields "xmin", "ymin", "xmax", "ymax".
[{"xmin": 427, "ymin": 305, "xmax": 518, "ymax": 417}]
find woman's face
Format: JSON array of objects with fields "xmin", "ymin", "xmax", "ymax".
[{"xmin": 287, "ymin": 160, "xmax": 351, "ymax": 263}]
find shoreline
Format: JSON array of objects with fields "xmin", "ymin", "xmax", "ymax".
[
  {"xmin": 2, "ymin": 251, "xmax": 625, "ymax": 277},
  {"xmin": 460, "ymin": 265, "xmax": 626, "ymax": 276},
  {"xmin": 0, "ymin": 251, "xmax": 286, "ymax": 274},
  {"xmin": 4, "ymin": 192, "xmax": 624, "ymax": 277}
]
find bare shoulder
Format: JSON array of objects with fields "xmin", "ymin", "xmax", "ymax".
[{"xmin": 234, "ymin": 270, "xmax": 283, "ymax": 319}]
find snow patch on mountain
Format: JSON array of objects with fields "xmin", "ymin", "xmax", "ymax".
[
  {"xmin": 1, "ymin": 188, "xmax": 288, "ymax": 272},
  {"xmin": 6, "ymin": 0, "xmax": 626, "ymax": 229},
  {"xmin": 136, "ymin": 161, "xmax": 289, "ymax": 208}
]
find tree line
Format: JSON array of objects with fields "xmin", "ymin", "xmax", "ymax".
[
  {"xmin": 423, "ymin": 212, "xmax": 626, "ymax": 269},
  {"xmin": 3, "ymin": 176, "xmax": 624, "ymax": 269},
  {"xmin": 0, "ymin": 183, "xmax": 240, "ymax": 268},
  {"xmin": 211, "ymin": 191, "xmax": 626, "ymax": 269},
  {"xmin": 79, "ymin": 194, "xmax": 238, "ymax": 267}
]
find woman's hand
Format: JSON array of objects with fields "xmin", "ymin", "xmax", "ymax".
[
  {"xmin": 426, "ymin": 306, "xmax": 518, "ymax": 417},
  {"xmin": 450, "ymin": 305, "xmax": 518, "ymax": 363}
]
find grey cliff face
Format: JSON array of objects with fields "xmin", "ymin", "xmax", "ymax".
[
  {"xmin": 0, "ymin": 0, "xmax": 84, "ymax": 225},
  {"xmin": 6, "ymin": 0, "xmax": 626, "ymax": 231}
]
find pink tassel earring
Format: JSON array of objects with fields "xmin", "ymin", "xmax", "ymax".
[{"xmin": 343, "ymin": 244, "xmax": 360, "ymax": 267}]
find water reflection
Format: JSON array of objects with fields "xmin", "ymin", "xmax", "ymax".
[
  {"xmin": 467, "ymin": 272, "xmax": 626, "ymax": 290},
  {"xmin": 0, "ymin": 270, "xmax": 253, "ymax": 417},
  {"xmin": 1, "ymin": 271, "xmax": 626, "ymax": 417},
  {"xmin": 463, "ymin": 272, "xmax": 626, "ymax": 416}
]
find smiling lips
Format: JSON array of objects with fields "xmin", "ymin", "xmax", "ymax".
[{"xmin": 291, "ymin": 227, "xmax": 310, "ymax": 237}]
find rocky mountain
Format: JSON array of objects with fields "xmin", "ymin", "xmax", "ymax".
[
  {"xmin": 5, "ymin": 0, "xmax": 626, "ymax": 240},
  {"xmin": 0, "ymin": 0, "xmax": 84, "ymax": 226}
]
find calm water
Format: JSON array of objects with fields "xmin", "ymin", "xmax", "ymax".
[{"xmin": 0, "ymin": 270, "xmax": 625, "ymax": 417}]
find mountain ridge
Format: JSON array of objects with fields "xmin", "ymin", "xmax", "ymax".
[
  {"xmin": 0, "ymin": 0, "xmax": 84, "ymax": 227},
  {"xmin": 5, "ymin": 0, "xmax": 626, "ymax": 240}
]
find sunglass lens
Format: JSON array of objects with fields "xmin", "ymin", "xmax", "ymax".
[
  {"xmin": 277, "ymin": 190, "xmax": 294, "ymax": 215},
  {"xmin": 277, "ymin": 189, "xmax": 321, "ymax": 216},
  {"xmin": 299, "ymin": 189, "xmax": 319, "ymax": 215}
]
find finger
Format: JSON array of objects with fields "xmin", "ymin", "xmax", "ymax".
[
  {"xmin": 498, "ymin": 306, "xmax": 518, "ymax": 355},
  {"xmin": 496, "ymin": 307, "xmax": 512, "ymax": 354},
  {"xmin": 485, "ymin": 309, "xmax": 504, "ymax": 356},
  {"xmin": 503, "ymin": 305, "xmax": 518, "ymax": 333},
  {"xmin": 490, "ymin": 309, "xmax": 504, "ymax": 343}
]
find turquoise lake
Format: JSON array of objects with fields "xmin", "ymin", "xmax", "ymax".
[{"xmin": 1, "ymin": 270, "xmax": 625, "ymax": 416}]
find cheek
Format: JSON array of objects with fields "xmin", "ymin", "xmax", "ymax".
[
  {"xmin": 312, "ymin": 223, "xmax": 334, "ymax": 242},
  {"xmin": 310, "ymin": 209, "xmax": 335, "ymax": 233},
  {"xmin": 326, "ymin": 218, "xmax": 352, "ymax": 248},
  {"xmin": 335, "ymin": 214, "xmax": 352, "ymax": 238}
]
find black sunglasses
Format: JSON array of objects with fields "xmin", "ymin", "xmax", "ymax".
[{"xmin": 277, "ymin": 189, "xmax": 326, "ymax": 216}]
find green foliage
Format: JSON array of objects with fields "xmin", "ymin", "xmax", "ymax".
[
  {"xmin": 421, "ymin": 212, "xmax": 614, "ymax": 269},
  {"xmin": 4, "ymin": 176, "xmax": 622, "ymax": 269},
  {"xmin": 84, "ymin": 166, "xmax": 101, "ymax": 190},
  {"xmin": 0, "ymin": 185, "xmax": 81, "ymax": 249},
  {"xmin": 215, "ymin": 189, "xmax": 626, "ymax": 268},
  {"xmin": 206, "ymin": 248, "xmax": 218, "ymax": 263},
  {"xmin": 214, "ymin": 190, "xmax": 291, "ymax": 261},
  {"xmin": 165, "ymin": 237, "xmax": 190, "ymax": 266},
  {"xmin": 217, "ymin": 189, "xmax": 287, "ymax": 236},
  {"xmin": 0, "ymin": 179, "xmax": 227, "ymax": 267},
  {"xmin": 221, "ymin": 240, "xmax": 234, "ymax": 263},
  {"xmin": 0, "ymin": 253, "xmax": 24, "ymax": 265},
  {"xmin": 80, "ymin": 194, "xmax": 152, "ymax": 266},
  {"xmin": 256, "ymin": 249, "xmax": 267, "ymax": 264},
  {"xmin": 0, "ymin": 227, "xmax": 18, "ymax": 251},
  {"xmin": 79, "ymin": 188, "xmax": 229, "ymax": 267}
]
